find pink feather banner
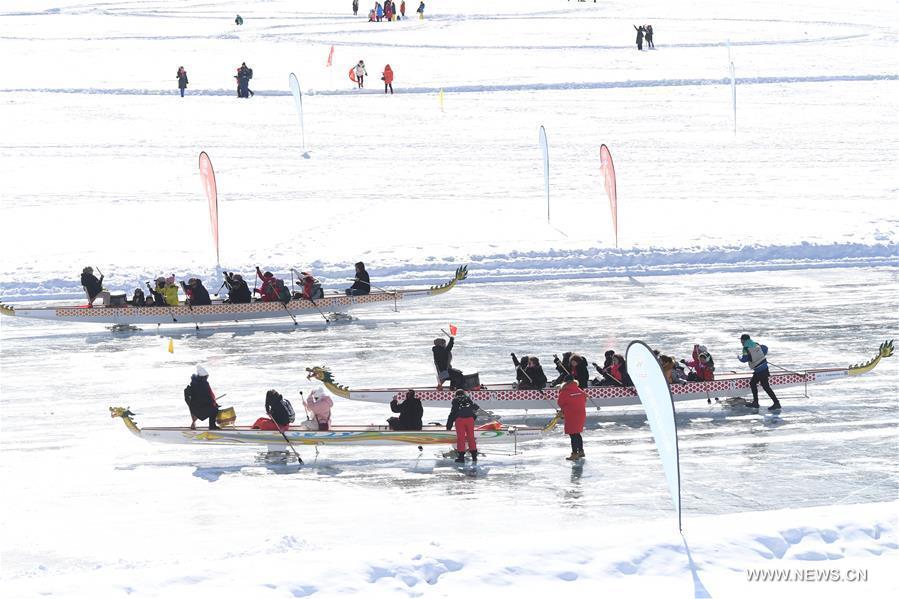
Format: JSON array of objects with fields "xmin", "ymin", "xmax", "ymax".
[
  {"xmin": 198, "ymin": 151, "xmax": 219, "ymax": 265},
  {"xmin": 600, "ymin": 144, "xmax": 618, "ymax": 248}
]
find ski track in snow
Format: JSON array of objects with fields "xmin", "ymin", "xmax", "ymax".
[{"xmin": 5, "ymin": 72, "xmax": 898, "ymax": 97}]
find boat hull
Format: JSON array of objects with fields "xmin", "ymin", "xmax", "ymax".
[
  {"xmin": 327, "ymin": 369, "xmax": 851, "ymax": 410},
  {"xmin": 129, "ymin": 424, "xmax": 541, "ymax": 447}
]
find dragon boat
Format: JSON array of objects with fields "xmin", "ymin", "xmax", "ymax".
[
  {"xmin": 109, "ymin": 406, "xmax": 542, "ymax": 448},
  {"xmin": 0, "ymin": 266, "xmax": 467, "ymax": 327},
  {"xmin": 306, "ymin": 340, "xmax": 894, "ymax": 411}
]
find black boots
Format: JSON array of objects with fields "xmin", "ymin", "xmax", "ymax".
[
  {"xmin": 469, "ymin": 450, "xmax": 478, "ymax": 462},
  {"xmin": 768, "ymin": 400, "xmax": 782, "ymax": 411}
]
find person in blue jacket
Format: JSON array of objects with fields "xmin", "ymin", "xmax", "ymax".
[{"xmin": 738, "ymin": 334, "xmax": 781, "ymax": 411}]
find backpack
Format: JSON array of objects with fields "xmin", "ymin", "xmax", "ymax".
[
  {"xmin": 248, "ymin": 68, "xmax": 253, "ymax": 79},
  {"xmin": 266, "ymin": 389, "xmax": 295, "ymax": 426}
]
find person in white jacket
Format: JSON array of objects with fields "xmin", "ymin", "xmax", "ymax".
[
  {"xmin": 304, "ymin": 388, "xmax": 334, "ymax": 430},
  {"xmin": 354, "ymin": 60, "xmax": 368, "ymax": 88}
]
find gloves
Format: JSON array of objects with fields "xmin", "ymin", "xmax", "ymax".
[{"xmin": 679, "ymin": 359, "xmax": 686, "ymax": 364}]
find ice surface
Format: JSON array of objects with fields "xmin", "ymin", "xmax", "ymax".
[{"xmin": 1, "ymin": 0, "xmax": 897, "ymax": 597}]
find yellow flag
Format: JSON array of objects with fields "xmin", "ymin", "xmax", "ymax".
[
  {"xmin": 438, "ymin": 88, "xmax": 444, "ymax": 112},
  {"xmin": 168, "ymin": 338, "xmax": 174, "ymax": 353}
]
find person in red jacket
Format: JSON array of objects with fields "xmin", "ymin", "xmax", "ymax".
[
  {"xmin": 254, "ymin": 267, "xmax": 279, "ymax": 302},
  {"xmin": 557, "ymin": 375, "xmax": 587, "ymax": 460},
  {"xmin": 683, "ymin": 344, "xmax": 715, "ymax": 381},
  {"xmin": 382, "ymin": 64, "xmax": 394, "ymax": 94}
]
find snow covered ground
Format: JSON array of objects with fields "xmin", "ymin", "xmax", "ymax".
[{"xmin": 1, "ymin": 0, "xmax": 897, "ymax": 597}]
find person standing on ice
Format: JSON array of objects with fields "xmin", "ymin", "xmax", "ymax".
[
  {"xmin": 235, "ymin": 14, "xmax": 243, "ymax": 26},
  {"xmin": 382, "ymin": 64, "xmax": 394, "ymax": 94},
  {"xmin": 738, "ymin": 334, "xmax": 781, "ymax": 411},
  {"xmin": 557, "ymin": 375, "xmax": 587, "ymax": 460},
  {"xmin": 80, "ymin": 266, "xmax": 110, "ymax": 307},
  {"xmin": 400, "ymin": 0, "xmax": 406, "ymax": 19},
  {"xmin": 304, "ymin": 388, "xmax": 333, "ymax": 430},
  {"xmin": 446, "ymin": 389, "xmax": 480, "ymax": 463},
  {"xmin": 185, "ymin": 366, "xmax": 219, "ymax": 430},
  {"xmin": 433, "ymin": 335, "xmax": 454, "ymax": 390},
  {"xmin": 176, "ymin": 66, "xmax": 188, "ymax": 98},
  {"xmin": 416, "ymin": 1, "xmax": 425, "ymax": 19},
  {"xmin": 352, "ymin": 0, "xmax": 359, "ymax": 16},
  {"xmin": 645, "ymin": 24, "xmax": 654, "ymax": 48},
  {"xmin": 375, "ymin": 2, "xmax": 383, "ymax": 22},
  {"xmin": 634, "ymin": 24, "xmax": 645, "ymax": 50},
  {"xmin": 354, "ymin": 60, "xmax": 367, "ymax": 88},
  {"xmin": 236, "ymin": 62, "xmax": 254, "ymax": 98}
]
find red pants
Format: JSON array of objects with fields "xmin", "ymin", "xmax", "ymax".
[{"xmin": 454, "ymin": 417, "xmax": 476, "ymax": 452}]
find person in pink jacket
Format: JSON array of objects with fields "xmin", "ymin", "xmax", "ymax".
[
  {"xmin": 557, "ymin": 375, "xmax": 587, "ymax": 460},
  {"xmin": 304, "ymin": 388, "xmax": 333, "ymax": 430},
  {"xmin": 683, "ymin": 344, "xmax": 715, "ymax": 381}
]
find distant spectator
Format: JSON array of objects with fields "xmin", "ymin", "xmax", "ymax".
[
  {"xmin": 382, "ymin": 64, "xmax": 394, "ymax": 94},
  {"xmin": 176, "ymin": 66, "xmax": 188, "ymax": 97}
]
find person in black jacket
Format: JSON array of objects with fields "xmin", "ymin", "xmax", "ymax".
[
  {"xmin": 550, "ymin": 352, "xmax": 572, "ymax": 387},
  {"xmin": 446, "ymin": 389, "xmax": 480, "ymax": 463},
  {"xmin": 569, "ymin": 353, "xmax": 590, "ymax": 388},
  {"xmin": 645, "ymin": 24, "xmax": 654, "ymax": 49},
  {"xmin": 185, "ymin": 366, "xmax": 219, "ymax": 430},
  {"xmin": 265, "ymin": 389, "xmax": 295, "ymax": 428},
  {"xmin": 525, "ymin": 356, "xmax": 548, "ymax": 389},
  {"xmin": 182, "ymin": 278, "xmax": 212, "ymax": 306},
  {"xmin": 345, "ymin": 261, "xmax": 371, "ymax": 295},
  {"xmin": 387, "ymin": 389, "xmax": 423, "ymax": 430},
  {"xmin": 176, "ymin": 66, "xmax": 188, "ymax": 97},
  {"xmin": 511, "ymin": 353, "xmax": 531, "ymax": 387},
  {"xmin": 80, "ymin": 266, "xmax": 110, "ymax": 307},
  {"xmin": 634, "ymin": 25, "xmax": 645, "ymax": 50},
  {"xmin": 223, "ymin": 272, "xmax": 252, "ymax": 303},
  {"xmin": 433, "ymin": 336, "xmax": 454, "ymax": 389}
]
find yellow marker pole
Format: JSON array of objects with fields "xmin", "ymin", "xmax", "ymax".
[
  {"xmin": 438, "ymin": 88, "xmax": 444, "ymax": 112},
  {"xmin": 168, "ymin": 338, "xmax": 174, "ymax": 353}
]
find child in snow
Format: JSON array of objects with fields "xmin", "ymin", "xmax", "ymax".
[{"xmin": 354, "ymin": 60, "xmax": 367, "ymax": 88}]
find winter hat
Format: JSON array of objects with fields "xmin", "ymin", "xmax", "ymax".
[
  {"xmin": 453, "ymin": 389, "xmax": 469, "ymax": 399},
  {"xmin": 434, "ymin": 338, "xmax": 446, "ymax": 346},
  {"xmin": 740, "ymin": 334, "xmax": 750, "ymax": 342},
  {"xmin": 165, "ymin": 275, "xmax": 176, "ymax": 285},
  {"xmin": 83, "ymin": 266, "xmax": 93, "ymax": 274},
  {"xmin": 196, "ymin": 365, "xmax": 208, "ymax": 377},
  {"xmin": 697, "ymin": 345, "xmax": 708, "ymax": 354}
]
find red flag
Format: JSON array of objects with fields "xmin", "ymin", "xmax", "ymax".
[
  {"xmin": 600, "ymin": 144, "xmax": 618, "ymax": 248},
  {"xmin": 348, "ymin": 67, "xmax": 356, "ymax": 83},
  {"xmin": 449, "ymin": 324, "xmax": 458, "ymax": 336},
  {"xmin": 326, "ymin": 45, "xmax": 334, "ymax": 67}
]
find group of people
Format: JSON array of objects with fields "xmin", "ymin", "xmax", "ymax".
[
  {"xmin": 634, "ymin": 24, "xmax": 655, "ymax": 50},
  {"xmin": 363, "ymin": 1, "xmax": 424, "ymax": 21},
  {"xmin": 78, "ymin": 262, "xmax": 372, "ymax": 308},
  {"xmin": 351, "ymin": 60, "xmax": 395, "ymax": 93}
]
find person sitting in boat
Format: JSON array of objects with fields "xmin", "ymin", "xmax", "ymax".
[
  {"xmin": 304, "ymin": 387, "xmax": 333, "ymax": 431},
  {"xmin": 659, "ymin": 354, "xmax": 676, "ymax": 383},
  {"xmin": 223, "ymin": 271, "xmax": 252, "ymax": 303},
  {"xmin": 569, "ymin": 353, "xmax": 590, "ymax": 388},
  {"xmin": 511, "ymin": 353, "xmax": 531, "ymax": 387},
  {"xmin": 549, "ymin": 352, "xmax": 572, "ymax": 387},
  {"xmin": 184, "ymin": 365, "xmax": 219, "ymax": 430},
  {"xmin": 739, "ymin": 334, "xmax": 781, "ymax": 411},
  {"xmin": 80, "ymin": 266, "xmax": 110, "ymax": 307},
  {"xmin": 513, "ymin": 354, "xmax": 548, "ymax": 390},
  {"xmin": 387, "ymin": 389, "xmax": 423, "ymax": 431},
  {"xmin": 446, "ymin": 389, "xmax": 480, "ymax": 463},
  {"xmin": 130, "ymin": 288, "xmax": 146, "ymax": 307},
  {"xmin": 683, "ymin": 345, "xmax": 715, "ymax": 381},
  {"xmin": 345, "ymin": 261, "xmax": 371, "ymax": 296},
  {"xmin": 255, "ymin": 268, "xmax": 280, "ymax": 302},
  {"xmin": 433, "ymin": 336, "xmax": 454, "ymax": 390},
  {"xmin": 591, "ymin": 350, "xmax": 616, "ymax": 385},
  {"xmin": 295, "ymin": 271, "xmax": 324, "ymax": 300},
  {"xmin": 558, "ymin": 375, "xmax": 587, "ymax": 460},
  {"xmin": 181, "ymin": 278, "xmax": 212, "ymax": 306},
  {"xmin": 269, "ymin": 390, "xmax": 296, "ymax": 427},
  {"xmin": 152, "ymin": 275, "xmax": 179, "ymax": 306}
]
